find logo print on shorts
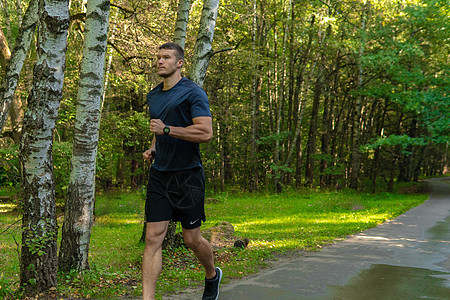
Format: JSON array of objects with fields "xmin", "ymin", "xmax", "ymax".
[{"xmin": 166, "ymin": 172, "xmax": 202, "ymax": 209}]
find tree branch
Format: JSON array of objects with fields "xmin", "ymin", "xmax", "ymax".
[
  {"xmin": 110, "ymin": 3, "xmax": 135, "ymax": 17},
  {"xmin": 210, "ymin": 37, "xmax": 245, "ymax": 58},
  {"xmin": 70, "ymin": 12, "xmax": 85, "ymax": 23}
]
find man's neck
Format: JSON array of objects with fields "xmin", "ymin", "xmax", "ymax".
[{"xmin": 162, "ymin": 74, "xmax": 182, "ymax": 91}]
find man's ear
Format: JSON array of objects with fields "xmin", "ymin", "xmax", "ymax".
[{"xmin": 177, "ymin": 59, "xmax": 184, "ymax": 68}]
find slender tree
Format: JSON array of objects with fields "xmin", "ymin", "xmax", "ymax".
[
  {"xmin": 19, "ymin": 0, "xmax": 70, "ymax": 295},
  {"xmin": 349, "ymin": 4, "xmax": 366, "ymax": 190},
  {"xmin": 59, "ymin": 0, "xmax": 110, "ymax": 271},
  {"xmin": 173, "ymin": 0, "xmax": 191, "ymax": 49},
  {"xmin": 188, "ymin": 0, "xmax": 220, "ymax": 87},
  {"xmin": 249, "ymin": 0, "xmax": 266, "ymax": 191},
  {"xmin": 0, "ymin": 0, "xmax": 38, "ymax": 135},
  {"xmin": 304, "ymin": 73, "xmax": 323, "ymax": 187}
]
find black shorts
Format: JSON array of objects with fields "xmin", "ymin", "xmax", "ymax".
[{"xmin": 146, "ymin": 167, "xmax": 206, "ymax": 229}]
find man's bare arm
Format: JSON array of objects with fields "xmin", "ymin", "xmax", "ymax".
[{"xmin": 149, "ymin": 116, "xmax": 213, "ymax": 143}]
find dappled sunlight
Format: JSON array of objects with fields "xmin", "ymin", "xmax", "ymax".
[
  {"xmin": 355, "ymin": 234, "xmax": 432, "ymax": 249},
  {"xmin": 234, "ymin": 212, "xmax": 390, "ymax": 231},
  {"xmin": 0, "ymin": 203, "xmax": 16, "ymax": 213},
  {"xmin": 357, "ymin": 235, "xmax": 390, "ymax": 240},
  {"xmin": 95, "ymin": 215, "xmax": 143, "ymax": 226},
  {"xmin": 222, "ymin": 209, "xmax": 403, "ymax": 252}
]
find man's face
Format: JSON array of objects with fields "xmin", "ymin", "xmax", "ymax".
[{"xmin": 156, "ymin": 49, "xmax": 183, "ymax": 78}]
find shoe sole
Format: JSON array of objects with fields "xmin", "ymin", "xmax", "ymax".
[{"xmin": 215, "ymin": 267, "xmax": 222, "ymax": 300}]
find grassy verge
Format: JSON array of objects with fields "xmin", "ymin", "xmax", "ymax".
[{"xmin": 0, "ymin": 183, "xmax": 429, "ymax": 299}]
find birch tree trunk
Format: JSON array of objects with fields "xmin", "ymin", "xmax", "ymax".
[
  {"xmin": 173, "ymin": 0, "xmax": 191, "ymax": 49},
  {"xmin": 102, "ymin": 7, "xmax": 117, "ymax": 111},
  {"xmin": 188, "ymin": 0, "xmax": 220, "ymax": 87},
  {"xmin": 0, "ymin": 0, "xmax": 38, "ymax": 135},
  {"xmin": 59, "ymin": 0, "xmax": 110, "ymax": 272},
  {"xmin": 19, "ymin": 0, "xmax": 69, "ymax": 295}
]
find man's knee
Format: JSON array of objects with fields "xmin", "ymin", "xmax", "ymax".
[
  {"xmin": 182, "ymin": 229, "xmax": 204, "ymax": 249},
  {"xmin": 145, "ymin": 222, "xmax": 169, "ymax": 246}
]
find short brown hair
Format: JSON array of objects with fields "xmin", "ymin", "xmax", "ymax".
[{"xmin": 159, "ymin": 43, "xmax": 184, "ymax": 61}]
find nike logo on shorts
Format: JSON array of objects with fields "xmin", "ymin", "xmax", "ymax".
[{"xmin": 190, "ymin": 219, "xmax": 200, "ymax": 225}]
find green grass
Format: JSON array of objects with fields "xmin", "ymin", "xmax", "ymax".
[{"xmin": 0, "ymin": 183, "xmax": 429, "ymax": 299}]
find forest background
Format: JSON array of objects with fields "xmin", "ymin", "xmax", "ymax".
[
  {"xmin": 0, "ymin": 0, "xmax": 449, "ymax": 194},
  {"xmin": 0, "ymin": 0, "xmax": 448, "ymax": 297}
]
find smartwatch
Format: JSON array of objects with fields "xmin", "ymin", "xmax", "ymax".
[{"xmin": 163, "ymin": 125, "xmax": 170, "ymax": 135}]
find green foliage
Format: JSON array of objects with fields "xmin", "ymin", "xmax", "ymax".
[
  {"xmin": 0, "ymin": 145, "xmax": 20, "ymax": 187},
  {"xmin": 362, "ymin": 135, "xmax": 427, "ymax": 153},
  {"xmin": 0, "ymin": 143, "xmax": 71, "ymax": 200},
  {"xmin": 97, "ymin": 111, "xmax": 152, "ymax": 189},
  {"xmin": 24, "ymin": 221, "xmax": 56, "ymax": 257},
  {"xmin": 257, "ymin": 131, "xmax": 291, "ymax": 145},
  {"xmin": 420, "ymin": 89, "xmax": 450, "ymax": 144},
  {"xmin": 268, "ymin": 163, "xmax": 294, "ymax": 180},
  {"xmin": 314, "ymin": 154, "xmax": 345, "ymax": 176},
  {"xmin": 52, "ymin": 142, "xmax": 72, "ymax": 201},
  {"xmin": 1, "ymin": 0, "xmax": 448, "ymax": 199}
]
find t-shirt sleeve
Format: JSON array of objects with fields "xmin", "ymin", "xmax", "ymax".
[{"xmin": 190, "ymin": 88, "xmax": 212, "ymax": 118}]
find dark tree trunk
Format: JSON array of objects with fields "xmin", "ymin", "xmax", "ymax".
[{"xmin": 305, "ymin": 75, "xmax": 323, "ymax": 187}]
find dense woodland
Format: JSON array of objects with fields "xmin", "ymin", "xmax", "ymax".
[
  {"xmin": 1, "ymin": 0, "xmax": 449, "ymax": 194},
  {"xmin": 0, "ymin": 0, "xmax": 448, "ymax": 295}
]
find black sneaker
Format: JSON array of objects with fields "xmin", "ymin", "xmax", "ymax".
[{"xmin": 202, "ymin": 267, "xmax": 222, "ymax": 300}]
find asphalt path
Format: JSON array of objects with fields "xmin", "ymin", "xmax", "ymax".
[{"xmin": 166, "ymin": 177, "xmax": 450, "ymax": 299}]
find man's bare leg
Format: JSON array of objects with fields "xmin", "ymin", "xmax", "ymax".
[
  {"xmin": 142, "ymin": 221, "xmax": 169, "ymax": 300},
  {"xmin": 182, "ymin": 227, "xmax": 216, "ymax": 279}
]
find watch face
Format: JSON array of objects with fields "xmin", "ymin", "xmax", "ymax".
[{"xmin": 164, "ymin": 126, "xmax": 170, "ymax": 134}]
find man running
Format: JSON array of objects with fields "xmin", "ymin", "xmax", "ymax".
[{"xmin": 142, "ymin": 42, "xmax": 222, "ymax": 300}]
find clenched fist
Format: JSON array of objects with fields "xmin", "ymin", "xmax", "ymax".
[
  {"xmin": 143, "ymin": 149, "xmax": 156, "ymax": 164},
  {"xmin": 149, "ymin": 119, "xmax": 165, "ymax": 135}
]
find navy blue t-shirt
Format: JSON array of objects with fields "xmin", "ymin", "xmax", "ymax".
[{"xmin": 147, "ymin": 77, "xmax": 211, "ymax": 171}]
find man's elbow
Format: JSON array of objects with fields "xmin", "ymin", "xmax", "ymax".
[{"xmin": 201, "ymin": 132, "xmax": 213, "ymax": 143}]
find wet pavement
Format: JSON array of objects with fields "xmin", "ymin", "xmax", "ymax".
[{"xmin": 166, "ymin": 177, "xmax": 450, "ymax": 299}]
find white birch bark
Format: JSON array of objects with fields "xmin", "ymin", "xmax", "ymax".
[
  {"xmin": 173, "ymin": 0, "xmax": 191, "ymax": 49},
  {"xmin": 19, "ymin": 0, "xmax": 69, "ymax": 295},
  {"xmin": 102, "ymin": 7, "xmax": 117, "ymax": 110},
  {"xmin": 0, "ymin": 0, "xmax": 38, "ymax": 135},
  {"xmin": 188, "ymin": 0, "xmax": 220, "ymax": 87},
  {"xmin": 59, "ymin": 0, "xmax": 110, "ymax": 271}
]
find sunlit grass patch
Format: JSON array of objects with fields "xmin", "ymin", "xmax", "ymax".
[
  {"xmin": 205, "ymin": 190, "xmax": 427, "ymax": 254},
  {"xmin": 0, "ymin": 203, "xmax": 16, "ymax": 213}
]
